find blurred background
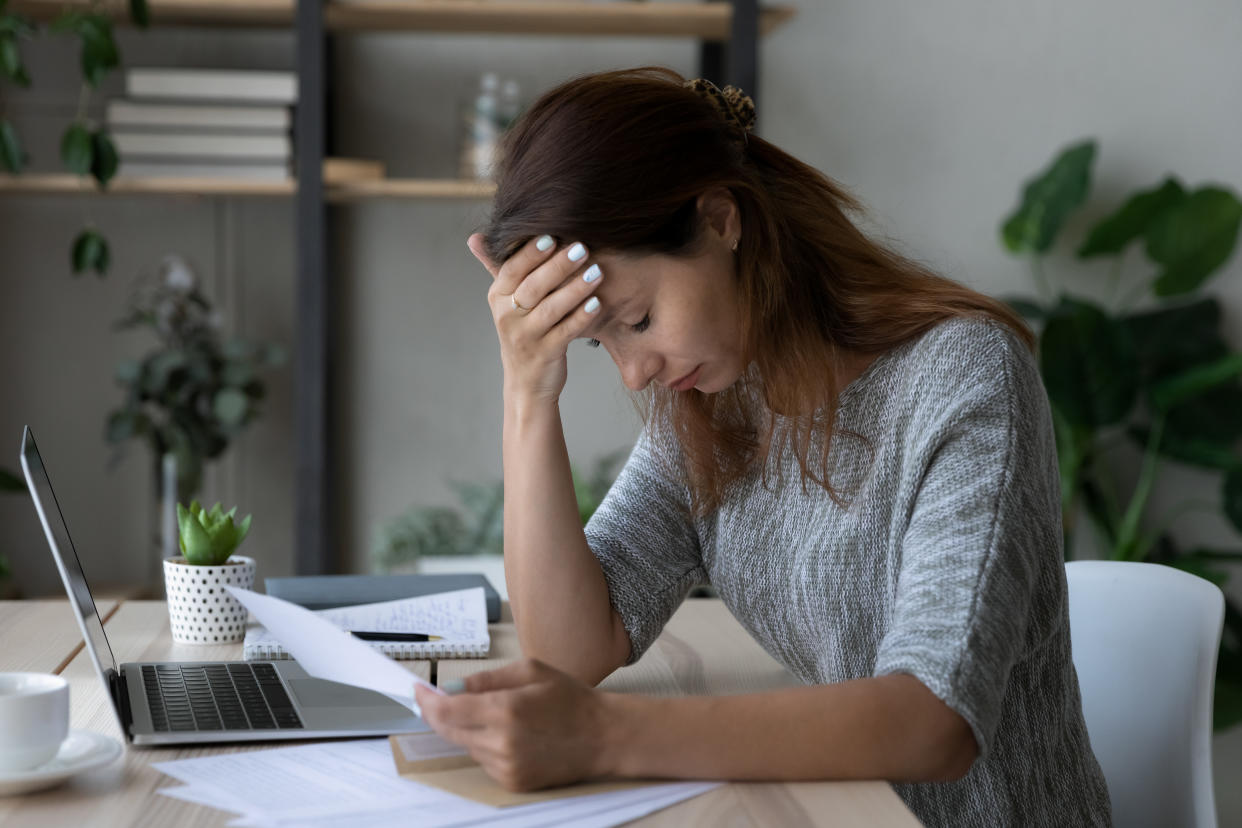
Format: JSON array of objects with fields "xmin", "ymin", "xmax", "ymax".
[{"xmin": 0, "ymin": 0, "xmax": 1239, "ymax": 818}]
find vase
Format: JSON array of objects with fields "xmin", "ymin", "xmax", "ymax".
[
  {"xmin": 163, "ymin": 555, "xmax": 255, "ymax": 644},
  {"xmin": 151, "ymin": 451, "xmax": 201, "ymax": 596}
]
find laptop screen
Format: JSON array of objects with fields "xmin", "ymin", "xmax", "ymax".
[{"xmin": 19, "ymin": 427, "xmax": 120, "ymax": 685}]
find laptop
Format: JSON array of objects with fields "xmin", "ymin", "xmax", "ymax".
[{"xmin": 20, "ymin": 426, "xmax": 431, "ymax": 746}]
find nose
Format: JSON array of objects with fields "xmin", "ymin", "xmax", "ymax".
[{"xmin": 615, "ymin": 348, "xmax": 661, "ymax": 392}]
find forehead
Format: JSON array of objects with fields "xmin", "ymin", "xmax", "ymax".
[{"xmin": 580, "ymin": 252, "xmax": 659, "ymax": 331}]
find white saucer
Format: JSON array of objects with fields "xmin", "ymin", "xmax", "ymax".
[{"xmin": 0, "ymin": 730, "xmax": 123, "ymax": 796}]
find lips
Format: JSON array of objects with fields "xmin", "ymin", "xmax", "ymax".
[{"xmin": 669, "ymin": 365, "xmax": 702, "ymax": 392}]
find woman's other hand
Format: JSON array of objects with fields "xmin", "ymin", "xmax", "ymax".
[
  {"xmin": 414, "ymin": 658, "xmax": 618, "ymax": 792},
  {"xmin": 468, "ymin": 232, "xmax": 604, "ymax": 404}
]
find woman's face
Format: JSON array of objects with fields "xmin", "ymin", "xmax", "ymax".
[{"xmin": 578, "ymin": 242, "xmax": 746, "ymax": 394}]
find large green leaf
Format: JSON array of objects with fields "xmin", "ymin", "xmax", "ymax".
[
  {"xmin": 71, "ymin": 228, "xmax": 109, "ymax": 276},
  {"xmin": 1078, "ymin": 178, "xmax": 1186, "ymax": 258},
  {"xmin": 76, "ymin": 15, "xmax": 118, "ymax": 87},
  {"xmin": 1148, "ymin": 353, "xmax": 1242, "ymax": 412},
  {"xmin": 1127, "ymin": 425, "xmax": 1238, "ymax": 471},
  {"xmin": 90, "ymin": 130, "xmax": 118, "ymax": 188},
  {"xmin": 60, "ymin": 123, "xmax": 92, "ymax": 176},
  {"xmin": 1002, "ymin": 140, "xmax": 1097, "ymax": 255},
  {"xmin": 1040, "ymin": 297, "xmax": 1139, "ymax": 428},
  {"xmin": 1147, "ymin": 187, "xmax": 1242, "ymax": 296},
  {"xmin": 0, "ymin": 119, "xmax": 22, "ymax": 173},
  {"xmin": 1120, "ymin": 298, "xmax": 1228, "ymax": 386},
  {"xmin": 0, "ymin": 32, "xmax": 28, "ymax": 86},
  {"xmin": 1165, "ymin": 384, "xmax": 1242, "ymax": 446},
  {"xmin": 1002, "ymin": 296, "xmax": 1047, "ymax": 323},
  {"xmin": 212, "ymin": 388, "xmax": 249, "ymax": 428}
]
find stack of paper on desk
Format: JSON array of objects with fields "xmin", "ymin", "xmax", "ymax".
[
  {"xmin": 153, "ymin": 739, "xmax": 718, "ymax": 827},
  {"xmin": 241, "ymin": 587, "xmax": 491, "ymax": 661}
]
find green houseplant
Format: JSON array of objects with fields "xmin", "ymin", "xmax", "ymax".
[
  {"xmin": 105, "ymin": 255, "xmax": 283, "ymax": 570},
  {"xmin": 1000, "ymin": 139, "xmax": 1242, "ymax": 729},
  {"xmin": 164, "ymin": 499, "xmax": 255, "ymax": 644},
  {"xmin": 373, "ymin": 450, "xmax": 628, "ymax": 573},
  {"xmin": 0, "ymin": 0, "xmax": 150, "ymax": 275}
]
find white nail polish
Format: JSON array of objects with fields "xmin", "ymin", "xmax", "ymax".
[
  {"xmin": 583, "ymin": 264, "xmax": 602, "ymax": 283},
  {"xmin": 568, "ymin": 243, "xmax": 587, "ymax": 262},
  {"xmin": 536, "ymin": 235, "xmax": 554, "ymax": 251},
  {"xmin": 584, "ymin": 297, "xmax": 601, "ymax": 314}
]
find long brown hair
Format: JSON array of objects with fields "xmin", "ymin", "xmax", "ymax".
[{"xmin": 480, "ymin": 66, "xmax": 1033, "ymax": 515}]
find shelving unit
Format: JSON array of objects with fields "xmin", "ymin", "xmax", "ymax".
[
  {"xmin": 0, "ymin": 173, "xmax": 496, "ymax": 201},
  {"xmin": 1, "ymin": 1, "xmax": 795, "ymax": 575},
  {"xmin": 12, "ymin": 0, "xmax": 794, "ymax": 37}
]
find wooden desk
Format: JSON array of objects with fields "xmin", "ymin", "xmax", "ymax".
[{"xmin": 0, "ymin": 599, "xmax": 919, "ymax": 827}]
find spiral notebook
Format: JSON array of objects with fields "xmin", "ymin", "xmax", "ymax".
[{"xmin": 243, "ymin": 586, "xmax": 490, "ymax": 660}]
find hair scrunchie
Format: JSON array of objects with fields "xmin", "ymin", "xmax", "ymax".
[{"xmin": 684, "ymin": 78, "xmax": 757, "ymax": 138}]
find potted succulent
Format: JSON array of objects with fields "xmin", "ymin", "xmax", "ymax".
[{"xmin": 164, "ymin": 500, "xmax": 255, "ymax": 644}]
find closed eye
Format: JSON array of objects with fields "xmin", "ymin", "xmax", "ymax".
[{"xmin": 631, "ymin": 314, "xmax": 651, "ymax": 333}]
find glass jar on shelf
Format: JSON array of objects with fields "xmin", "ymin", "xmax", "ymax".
[{"xmin": 458, "ymin": 71, "xmax": 522, "ymax": 181}]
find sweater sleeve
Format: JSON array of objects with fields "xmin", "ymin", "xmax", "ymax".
[
  {"xmin": 872, "ymin": 320, "xmax": 1064, "ymax": 758},
  {"xmin": 584, "ymin": 425, "xmax": 706, "ymax": 664}
]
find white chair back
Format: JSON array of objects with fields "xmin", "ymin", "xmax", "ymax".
[{"xmin": 1066, "ymin": 560, "xmax": 1223, "ymax": 828}]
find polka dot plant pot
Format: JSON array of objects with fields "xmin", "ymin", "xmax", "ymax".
[{"xmin": 163, "ymin": 556, "xmax": 256, "ymax": 644}]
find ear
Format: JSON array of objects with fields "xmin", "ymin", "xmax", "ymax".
[{"xmin": 695, "ymin": 187, "xmax": 740, "ymax": 247}]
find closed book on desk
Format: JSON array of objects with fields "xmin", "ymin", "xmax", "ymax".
[
  {"xmin": 243, "ymin": 588, "xmax": 490, "ymax": 661},
  {"xmin": 264, "ymin": 573, "xmax": 501, "ymax": 622}
]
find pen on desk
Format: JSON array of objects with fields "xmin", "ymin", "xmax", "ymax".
[{"xmin": 349, "ymin": 631, "xmax": 443, "ymax": 642}]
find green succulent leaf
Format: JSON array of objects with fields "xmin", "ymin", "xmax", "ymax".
[
  {"xmin": 90, "ymin": 130, "xmax": 118, "ymax": 188},
  {"xmin": 177, "ymin": 500, "xmax": 251, "ymax": 565},
  {"xmin": 71, "ymin": 228, "xmax": 109, "ymax": 276},
  {"xmin": 1040, "ymin": 297, "xmax": 1139, "ymax": 428},
  {"xmin": 1078, "ymin": 178, "xmax": 1186, "ymax": 258},
  {"xmin": 178, "ymin": 501, "xmax": 215, "ymax": 564},
  {"xmin": 1147, "ymin": 187, "xmax": 1242, "ymax": 297},
  {"xmin": 0, "ymin": 119, "xmax": 23, "ymax": 173},
  {"xmin": 61, "ymin": 123, "xmax": 93, "ymax": 176},
  {"xmin": 1002, "ymin": 140, "xmax": 1097, "ymax": 255}
]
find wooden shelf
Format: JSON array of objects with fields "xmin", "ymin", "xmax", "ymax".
[
  {"xmin": 0, "ymin": 173, "xmax": 497, "ymax": 201},
  {"xmin": 10, "ymin": 0, "xmax": 796, "ymax": 37}
]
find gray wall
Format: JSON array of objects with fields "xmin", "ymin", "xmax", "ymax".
[{"xmin": 1, "ymin": 0, "xmax": 1240, "ymax": 819}]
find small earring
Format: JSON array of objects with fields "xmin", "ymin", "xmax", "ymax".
[{"xmin": 731, "ymin": 238, "xmax": 739, "ymax": 252}]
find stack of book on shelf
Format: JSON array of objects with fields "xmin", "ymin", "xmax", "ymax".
[{"xmin": 108, "ymin": 68, "xmax": 297, "ymax": 181}]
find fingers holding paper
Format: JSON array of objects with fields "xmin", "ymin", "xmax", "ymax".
[{"xmin": 414, "ymin": 658, "xmax": 616, "ymax": 792}]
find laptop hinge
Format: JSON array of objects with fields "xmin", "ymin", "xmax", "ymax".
[{"xmin": 109, "ymin": 667, "xmax": 134, "ymax": 739}]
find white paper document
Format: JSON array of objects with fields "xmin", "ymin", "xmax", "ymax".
[
  {"xmin": 153, "ymin": 738, "xmax": 719, "ymax": 828},
  {"xmin": 225, "ymin": 586, "xmax": 442, "ymax": 715}
]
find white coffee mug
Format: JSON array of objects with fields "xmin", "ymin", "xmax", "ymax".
[{"xmin": 0, "ymin": 672, "xmax": 70, "ymax": 772}]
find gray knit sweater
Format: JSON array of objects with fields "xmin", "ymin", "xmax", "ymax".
[{"xmin": 584, "ymin": 317, "xmax": 1111, "ymax": 826}]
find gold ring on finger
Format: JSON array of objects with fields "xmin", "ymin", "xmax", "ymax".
[{"xmin": 511, "ymin": 294, "xmax": 532, "ymax": 313}]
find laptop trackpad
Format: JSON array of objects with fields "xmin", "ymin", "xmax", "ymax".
[{"xmin": 287, "ymin": 678, "xmax": 402, "ymax": 709}]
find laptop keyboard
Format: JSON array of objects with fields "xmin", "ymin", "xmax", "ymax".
[{"xmin": 141, "ymin": 663, "xmax": 304, "ymax": 732}]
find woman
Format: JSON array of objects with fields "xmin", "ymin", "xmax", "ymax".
[{"xmin": 413, "ymin": 66, "xmax": 1111, "ymax": 825}]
